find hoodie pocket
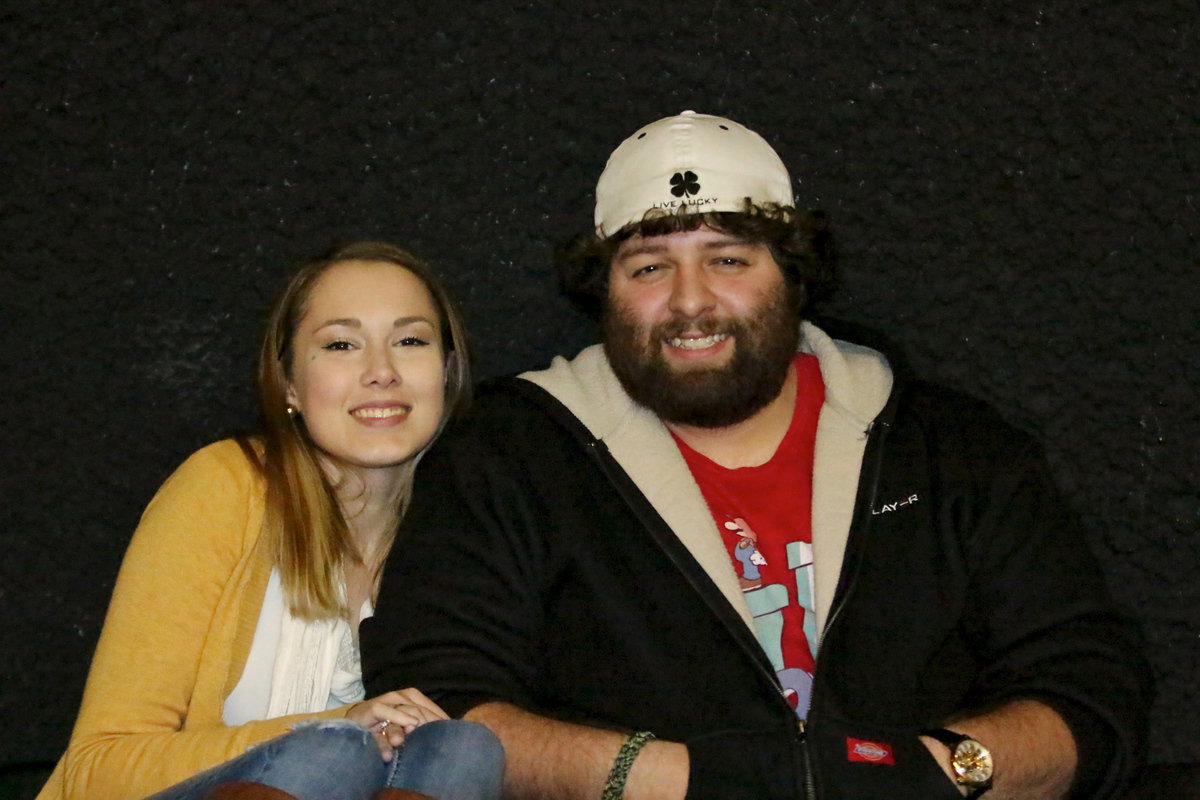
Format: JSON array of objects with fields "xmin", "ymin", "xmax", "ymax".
[{"xmin": 808, "ymin": 717, "xmax": 963, "ymax": 799}]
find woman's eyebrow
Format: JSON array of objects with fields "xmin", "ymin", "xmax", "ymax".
[
  {"xmin": 314, "ymin": 315, "xmax": 434, "ymax": 330},
  {"xmin": 392, "ymin": 315, "xmax": 434, "ymax": 327},
  {"xmin": 315, "ymin": 317, "xmax": 361, "ymax": 330}
]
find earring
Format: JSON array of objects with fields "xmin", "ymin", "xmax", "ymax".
[{"xmin": 286, "ymin": 404, "xmax": 298, "ymax": 417}]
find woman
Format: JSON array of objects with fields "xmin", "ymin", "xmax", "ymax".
[{"xmin": 37, "ymin": 242, "xmax": 502, "ymax": 800}]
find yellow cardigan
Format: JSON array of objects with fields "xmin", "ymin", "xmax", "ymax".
[{"xmin": 38, "ymin": 440, "xmax": 354, "ymax": 800}]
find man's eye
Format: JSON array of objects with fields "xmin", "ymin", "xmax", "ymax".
[
  {"xmin": 322, "ymin": 340, "xmax": 355, "ymax": 351},
  {"xmin": 631, "ymin": 264, "xmax": 661, "ymax": 278}
]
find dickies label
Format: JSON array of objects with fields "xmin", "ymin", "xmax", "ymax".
[{"xmin": 846, "ymin": 737, "xmax": 895, "ymax": 765}]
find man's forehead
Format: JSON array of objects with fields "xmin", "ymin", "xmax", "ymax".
[{"xmin": 612, "ymin": 226, "xmax": 757, "ymax": 259}]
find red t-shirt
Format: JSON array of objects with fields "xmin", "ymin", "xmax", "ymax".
[{"xmin": 674, "ymin": 354, "xmax": 825, "ymax": 717}]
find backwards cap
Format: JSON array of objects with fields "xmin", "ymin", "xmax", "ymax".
[{"xmin": 593, "ymin": 110, "xmax": 794, "ymax": 236}]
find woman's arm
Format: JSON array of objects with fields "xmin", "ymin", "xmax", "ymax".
[{"xmin": 55, "ymin": 443, "xmax": 349, "ymax": 800}]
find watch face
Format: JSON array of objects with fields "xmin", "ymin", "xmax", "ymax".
[{"xmin": 952, "ymin": 739, "xmax": 994, "ymax": 786}]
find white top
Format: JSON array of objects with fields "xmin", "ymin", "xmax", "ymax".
[{"xmin": 223, "ymin": 569, "xmax": 370, "ymax": 725}]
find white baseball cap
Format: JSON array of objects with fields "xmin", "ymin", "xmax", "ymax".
[{"xmin": 593, "ymin": 110, "xmax": 794, "ymax": 236}]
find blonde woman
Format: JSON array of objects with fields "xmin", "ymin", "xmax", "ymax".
[{"xmin": 39, "ymin": 242, "xmax": 503, "ymax": 800}]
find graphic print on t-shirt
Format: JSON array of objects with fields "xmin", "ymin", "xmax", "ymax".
[
  {"xmin": 719, "ymin": 513, "xmax": 817, "ymax": 715},
  {"xmin": 675, "ymin": 354, "xmax": 826, "ymax": 719},
  {"xmin": 725, "ymin": 517, "xmax": 766, "ymax": 591}
]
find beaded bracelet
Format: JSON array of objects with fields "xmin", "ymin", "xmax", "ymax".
[{"xmin": 601, "ymin": 730, "xmax": 657, "ymax": 800}]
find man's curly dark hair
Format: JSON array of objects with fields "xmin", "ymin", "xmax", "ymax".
[{"xmin": 555, "ymin": 203, "xmax": 838, "ymax": 320}]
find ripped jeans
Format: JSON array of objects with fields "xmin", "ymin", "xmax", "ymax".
[{"xmin": 143, "ymin": 719, "xmax": 504, "ymax": 800}]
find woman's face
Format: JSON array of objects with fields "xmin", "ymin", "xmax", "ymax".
[{"xmin": 286, "ymin": 259, "xmax": 446, "ymax": 478}]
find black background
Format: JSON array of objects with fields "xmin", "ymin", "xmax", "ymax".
[{"xmin": 2, "ymin": 0, "xmax": 1196, "ymax": 786}]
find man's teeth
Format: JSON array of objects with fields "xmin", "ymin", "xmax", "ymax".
[
  {"xmin": 352, "ymin": 407, "xmax": 409, "ymax": 419},
  {"xmin": 667, "ymin": 333, "xmax": 729, "ymax": 350}
]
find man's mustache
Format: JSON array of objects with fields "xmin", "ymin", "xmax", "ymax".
[{"xmin": 651, "ymin": 315, "xmax": 745, "ymax": 340}]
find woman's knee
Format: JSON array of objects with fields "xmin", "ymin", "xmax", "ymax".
[
  {"xmin": 385, "ymin": 720, "xmax": 504, "ymax": 799},
  {"xmin": 404, "ymin": 720, "xmax": 503, "ymax": 764},
  {"xmin": 283, "ymin": 719, "xmax": 372, "ymax": 758},
  {"xmin": 391, "ymin": 719, "xmax": 505, "ymax": 791},
  {"xmin": 265, "ymin": 720, "xmax": 383, "ymax": 786}
]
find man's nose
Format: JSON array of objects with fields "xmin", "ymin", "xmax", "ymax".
[{"xmin": 667, "ymin": 264, "xmax": 717, "ymax": 318}]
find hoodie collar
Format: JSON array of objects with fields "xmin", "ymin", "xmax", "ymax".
[{"xmin": 520, "ymin": 321, "xmax": 893, "ymax": 633}]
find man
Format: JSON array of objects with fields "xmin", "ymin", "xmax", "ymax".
[{"xmin": 362, "ymin": 111, "xmax": 1147, "ymax": 799}]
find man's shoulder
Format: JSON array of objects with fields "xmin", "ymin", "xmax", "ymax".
[
  {"xmin": 890, "ymin": 379, "xmax": 1044, "ymax": 471},
  {"xmin": 436, "ymin": 374, "xmax": 593, "ymax": 451},
  {"xmin": 462, "ymin": 344, "xmax": 634, "ymax": 440},
  {"xmin": 472, "ymin": 374, "xmax": 570, "ymax": 418}
]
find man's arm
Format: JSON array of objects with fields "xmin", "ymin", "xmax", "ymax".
[
  {"xmin": 919, "ymin": 393, "xmax": 1150, "ymax": 798},
  {"xmin": 465, "ymin": 702, "xmax": 689, "ymax": 800},
  {"xmin": 920, "ymin": 699, "xmax": 1077, "ymax": 799}
]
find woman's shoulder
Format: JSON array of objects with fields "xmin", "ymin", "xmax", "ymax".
[
  {"xmin": 181, "ymin": 437, "xmax": 261, "ymax": 469},
  {"xmin": 157, "ymin": 438, "xmax": 265, "ymax": 499},
  {"xmin": 133, "ymin": 438, "xmax": 269, "ymax": 558}
]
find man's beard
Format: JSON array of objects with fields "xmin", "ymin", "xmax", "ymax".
[{"xmin": 602, "ymin": 283, "xmax": 802, "ymax": 429}]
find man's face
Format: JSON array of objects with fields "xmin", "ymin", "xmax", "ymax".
[{"xmin": 602, "ymin": 225, "xmax": 801, "ymax": 428}]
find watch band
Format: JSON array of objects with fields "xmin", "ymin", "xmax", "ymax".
[
  {"xmin": 922, "ymin": 727, "xmax": 970, "ymax": 748},
  {"xmin": 921, "ymin": 728, "xmax": 993, "ymax": 798}
]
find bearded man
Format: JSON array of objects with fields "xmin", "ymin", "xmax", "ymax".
[{"xmin": 362, "ymin": 112, "xmax": 1147, "ymax": 799}]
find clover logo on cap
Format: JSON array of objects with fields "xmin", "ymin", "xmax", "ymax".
[{"xmin": 669, "ymin": 171, "xmax": 701, "ymax": 198}]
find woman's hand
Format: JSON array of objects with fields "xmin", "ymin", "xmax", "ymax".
[{"xmin": 347, "ymin": 688, "xmax": 449, "ymax": 761}]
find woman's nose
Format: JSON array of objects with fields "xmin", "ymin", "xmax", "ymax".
[{"xmin": 361, "ymin": 346, "xmax": 402, "ymax": 387}]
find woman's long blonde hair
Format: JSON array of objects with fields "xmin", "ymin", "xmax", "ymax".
[{"xmin": 239, "ymin": 241, "xmax": 471, "ymax": 620}]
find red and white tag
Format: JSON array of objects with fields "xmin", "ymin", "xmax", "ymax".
[{"xmin": 846, "ymin": 737, "xmax": 896, "ymax": 765}]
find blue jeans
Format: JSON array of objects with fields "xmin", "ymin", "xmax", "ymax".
[{"xmin": 143, "ymin": 719, "xmax": 504, "ymax": 800}]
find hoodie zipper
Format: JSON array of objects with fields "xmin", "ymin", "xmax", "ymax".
[
  {"xmin": 799, "ymin": 718, "xmax": 817, "ymax": 800},
  {"xmin": 800, "ymin": 411, "xmax": 896, "ymax": 800},
  {"xmin": 814, "ymin": 417, "xmax": 892, "ymax": 654}
]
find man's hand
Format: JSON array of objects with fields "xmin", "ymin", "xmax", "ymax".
[{"xmin": 466, "ymin": 701, "xmax": 689, "ymax": 800}]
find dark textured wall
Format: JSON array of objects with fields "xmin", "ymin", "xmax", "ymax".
[{"xmin": 3, "ymin": 0, "xmax": 1196, "ymax": 782}]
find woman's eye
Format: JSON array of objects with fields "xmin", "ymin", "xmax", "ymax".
[
  {"xmin": 322, "ymin": 340, "xmax": 355, "ymax": 351},
  {"xmin": 397, "ymin": 336, "xmax": 430, "ymax": 347}
]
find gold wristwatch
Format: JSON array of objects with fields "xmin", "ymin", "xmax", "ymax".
[{"xmin": 922, "ymin": 728, "xmax": 994, "ymax": 797}]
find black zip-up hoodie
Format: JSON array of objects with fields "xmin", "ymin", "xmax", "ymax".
[{"xmin": 363, "ymin": 324, "xmax": 1148, "ymax": 799}]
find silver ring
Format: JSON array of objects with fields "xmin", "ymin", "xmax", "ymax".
[{"xmin": 377, "ymin": 720, "xmax": 390, "ymax": 731}]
